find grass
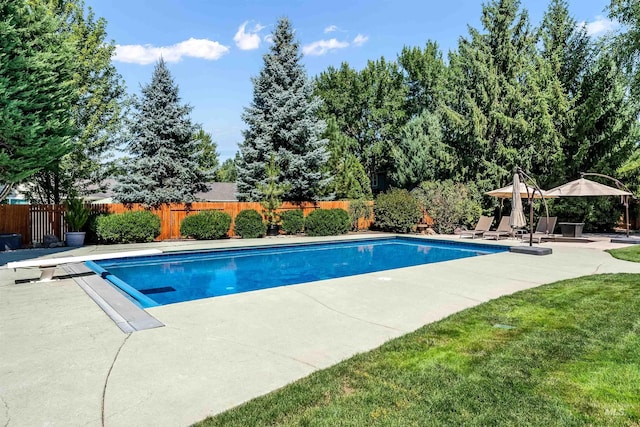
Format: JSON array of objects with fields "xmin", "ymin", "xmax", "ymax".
[
  {"xmin": 196, "ymin": 273, "xmax": 640, "ymax": 426},
  {"xmin": 608, "ymin": 245, "xmax": 640, "ymax": 263}
]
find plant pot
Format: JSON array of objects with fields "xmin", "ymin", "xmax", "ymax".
[
  {"xmin": 0, "ymin": 233, "xmax": 21, "ymax": 251},
  {"xmin": 266, "ymin": 224, "xmax": 280, "ymax": 237},
  {"xmin": 66, "ymin": 231, "xmax": 86, "ymax": 247}
]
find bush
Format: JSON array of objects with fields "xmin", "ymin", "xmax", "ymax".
[
  {"xmin": 411, "ymin": 181, "xmax": 483, "ymax": 234},
  {"xmin": 85, "ymin": 211, "xmax": 109, "ymax": 244},
  {"xmin": 348, "ymin": 199, "xmax": 373, "ymax": 231},
  {"xmin": 374, "ymin": 189, "xmax": 423, "ymax": 233},
  {"xmin": 304, "ymin": 208, "xmax": 350, "ymax": 236},
  {"xmin": 96, "ymin": 210, "xmax": 161, "ymax": 243},
  {"xmin": 234, "ymin": 209, "xmax": 266, "ymax": 238},
  {"xmin": 180, "ymin": 210, "xmax": 232, "ymax": 240},
  {"xmin": 280, "ymin": 209, "xmax": 304, "ymax": 234}
]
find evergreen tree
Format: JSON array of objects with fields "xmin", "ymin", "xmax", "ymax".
[
  {"xmin": 236, "ymin": 17, "xmax": 330, "ymax": 201},
  {"xmin": 443, "ymin": 0, "xmax": 562, "ymax": 191},
  {"xmin": 114, "ymin": 59, "xmax": 208, "ymax": 206},
  {"xmin": 322, "ymin": 117, "xmax": 371, "ymax": 200},
  {"xmin": 0, "ymin": 0, "xmax": 78, "ymax": 200},
  {"xmin": 25, "ymin": 0, "xmax": 128, "ymax": 203},
  {"xmin": 391, "ymin": 110, "xmax": 457, "ymax": 189}
]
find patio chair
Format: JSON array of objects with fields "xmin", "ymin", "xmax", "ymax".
[
  {"xmin": 459, "ymin": 216, "xmax": 493, "ymax": 239},
  {"xmin": 520, "ymin": 216, "xmax": 557, "ymax": 243},
  {"xmin": 483, "ymin": 216, "xmax": 512, "ymax": 240}
]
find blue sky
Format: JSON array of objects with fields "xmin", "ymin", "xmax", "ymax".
[{"xmin": 85, "ymin": 0, "xmax": 616, "ymax": 160}]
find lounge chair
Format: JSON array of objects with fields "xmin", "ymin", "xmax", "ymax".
[
  {"xmin": 483, "ymin": 216, "xmax": 512, "ymax": 240},
  {"xmin": 521, "ymin": 216, "xmax": 557, "ymax": 243},
  {"xmin": 460, "ymin": 216, "xmax": 493, "ymax": 239}
]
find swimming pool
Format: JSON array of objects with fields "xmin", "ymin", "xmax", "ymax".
[{"xmin": 87, "ymin": 237, "xmax": 507, "ymax": 308}]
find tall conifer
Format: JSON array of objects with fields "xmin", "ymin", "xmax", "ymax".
[
  {"xmin": 114, "ymin": 59, "xmax": 208, "ymax": 206},
  {"xmin": 236, "ymin": 17, "xmax": 330, "ymax": 201}
]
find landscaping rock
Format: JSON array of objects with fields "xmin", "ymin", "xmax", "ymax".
[{"xmin": 43, "ymin": 234, "xmax": 60, "ymax": 248}]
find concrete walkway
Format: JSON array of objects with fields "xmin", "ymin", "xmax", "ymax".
[{"xmin": 1, "ymin": 234, "xmax": 640, "ymax": 427}]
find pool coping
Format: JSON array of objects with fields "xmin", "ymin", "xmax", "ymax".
[{"xmin": 79, "ymin": 235, "xmax": 510, "ymax": 331}]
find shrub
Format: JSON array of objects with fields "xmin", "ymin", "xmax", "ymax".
[
  {"xmin": 234, "ymin": 209, "xmax": 266, "ymax": 238},
  {"xmin": 348, "ymin": 199, "xmax": 373, "ymax": 231},
  {"xmin": 373, "ymin": 189, "xmax": 423, "ymax": 233},
  {"xmin": 411, "ymin": 181, "xmax": 483, "ymax": 234},
  {"xmin": 304, "ymin": 208, "xmax": 350, "ymax": 236},
  {"xmin": 85, "ymin": 211, "xmax": 110, "ymax": 244},
  {"xmin": 280, "ymin": 209, "xmax": 304, "ymax": 234},
  {"xmin": 96, "ymin": 210, "xmax": 161, "ymax": 243},
  {"xmin": 180, "ymin": 210, "xmax": 232, "ymax": 240}
]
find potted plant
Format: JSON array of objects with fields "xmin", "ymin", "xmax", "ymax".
[
  {"xmin": 258, "ymin": 155, "xmax": 289, "ymax": 236},
  {"xmin": 64, "ymin": 193, "xmax": 91, "ymax": 246}
]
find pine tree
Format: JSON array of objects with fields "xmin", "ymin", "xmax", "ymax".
[
  {"xmin": 114, "ymin": 59, "xmax": 208, "ymax": 206},
  {"xmin": 443, "ymin": 0, "xmax": 562, "ymax": 191},
  {"xmin": 236, "ymin": 17, "xmax": 330, "ymax": 201},
  {"xmin": 391, "ymin": 110, "xmax": 457, "ymax": 189},
  {"xmin": 0, "ymin": 0, "xmax": 78, "ymax": 200}
]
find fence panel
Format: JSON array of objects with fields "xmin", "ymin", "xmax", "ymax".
[{"xmin": 0, "ymin": 205, "xmax": 30, "ymax": 246}]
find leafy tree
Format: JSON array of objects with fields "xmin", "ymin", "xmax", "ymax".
[
  {"xmin": 398, "ymin": 41, "xmax": 447, "ymax": 117},
  {"xmin": 236, "ymin": 17, "xmax": 330, "ymax": 201},
  {"xmin": 114, "ymin": 59, "xmax": 208, "ymax": 206},
  {"xmin": 25, "ymin": 0, "xmax": 128, "ymax": 203},
  {"xmin": 0, "ymin": 0, "xmax": 78, "ymax": 200},
  {"xmin": 217, "ymin": 155, "xmax": 238, "ymax": 182},
  {"xmin": 315, "ymin": 58, "xmax": 407, "ymax": 179},
  {"xmin": 609, "ymin": 0, "xmax": 640, "ymax": 96},
  {"xmin": 391, "ymin": 110, "xmax": 457, "ymax": 189},
  {"xmin": 193, "ymin": 129, "xmax": 220, "ymax": 176}
]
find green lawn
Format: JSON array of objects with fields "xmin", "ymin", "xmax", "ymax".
[
  {"xmin": 608, "ymin": 245, "xmax": 640, "ymax": 263},
  {"xmin": 196, "ymin": 273, "xmax": 640, "ymax": 426}
]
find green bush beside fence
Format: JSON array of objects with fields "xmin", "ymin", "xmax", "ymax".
[
  {"xmin": 374, "ymin": 189, "xmax": 422, "ymax": 233},
  {"xmin": 96, "ymin": 210, "xmax": 161, "ymax": 243},
  {"xmin": 180, "ymin": 210, "xmax": 232, "ymax": 240},
  {"xmin": 280, "ymin": 209, "xmax": 305, "ymax": 234},
  {"xmin": 304, "ymin": 208, "xmax": 350, "ymax": 236},
  {"xmin": 234, "ymin": 209, "xmax": 266, "ymax": 238}
]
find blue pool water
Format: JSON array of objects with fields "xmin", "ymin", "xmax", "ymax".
[{"xmin": 87, "ymin": 237, "xmax": 507, "ymax": 308}]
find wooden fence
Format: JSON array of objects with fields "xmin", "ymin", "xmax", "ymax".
[{"xmin": 0, "ymin": 201, "xmax": 377, "ymax": 246}]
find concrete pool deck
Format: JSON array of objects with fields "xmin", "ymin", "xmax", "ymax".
[{"xmin": 2, "ymin": 233, "xmax": 640, "ymax": 427}]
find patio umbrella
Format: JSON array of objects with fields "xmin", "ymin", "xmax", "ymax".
[
  {"xmin": 545, "ymin": 178, "xmax": 632, "ymax": 197},
  {"xmin": 509, "ymin": 173, "xmax": 527, "ymax": 229},
  {"xmin": 485, "ymin": 183, "xmax": 556, "ymax": 199},
  {"xmin": 546, "ymin": 177, "xmax": 633, "ymax": 237}
]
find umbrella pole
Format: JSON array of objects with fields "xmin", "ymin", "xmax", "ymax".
[
  {"xmin": 626, "ymin": 195, "xmax": 630, "ymax": 238},
  {"xmin": 529, "ymin": 197, "xmax": 533, "ymax": 247}
]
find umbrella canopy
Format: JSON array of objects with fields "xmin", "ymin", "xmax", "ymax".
[
  {"xmin": 485, "ymin": 182, "xmax": 556, "ymax": 199},
  {"xmin": 545, "ymin": 178, "xmax": 632, "ymax": 197},
  {"xmin": 509, "ymin": 174, "xmax": 527, "ymax": 229}
]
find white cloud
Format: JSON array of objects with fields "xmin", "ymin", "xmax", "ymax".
[
  {"xmin": 263, "ymin": 34, "xmax": 274, "ymax": 44},
  {"xmin": 302, "ymin": 38, "xmax": 349, "ymax": 56},
  {"xmin": 352, "ymin": 34, "xmax": 369, "ymax": 46},
  {"xmin": 114, "ymin": 38, "xmax": 229, "ymax": 64},
  {"xmin": 324, "ymin": 25, "xmax": 338, "ymax": 33},
  {"xmin": 234, "ymin": 21, "xmax": 265, "ymax": 50},
  {"xmin": 579, "ymin": 16, "xmax": 619, "ymax": 37}
]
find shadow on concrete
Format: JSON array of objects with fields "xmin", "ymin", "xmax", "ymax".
[{"xmin": 0, "ymin": 247, "xmax": 76, "ymax": 267}]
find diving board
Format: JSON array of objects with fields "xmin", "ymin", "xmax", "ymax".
[{"xmin": 7, "ymin": 249, "xmax": 163, "ymax": 282}]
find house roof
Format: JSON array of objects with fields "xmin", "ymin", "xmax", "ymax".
[{"xmin": 82, "ymin": 179, "xmax": 238, "ymax": 203}]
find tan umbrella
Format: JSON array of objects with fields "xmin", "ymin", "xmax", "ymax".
[
  {"xmin": 546, "ymin": 177, "xmax": 633, "ymax": 238},
  {"xmin": 509, "ymin": 173, "xmax": 527, "ymax": 229},
  {"xmin": 545, "ymin": 178, "xmax": 632, "ymax": 197},
  {"xmin": 485, "ymin": 183, "xmax": 557, "ymax": 199}
]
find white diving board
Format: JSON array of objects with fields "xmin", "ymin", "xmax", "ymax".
[{"xmin": 7, "ymin": 249, "xmax": 163, "ymax": 282}]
